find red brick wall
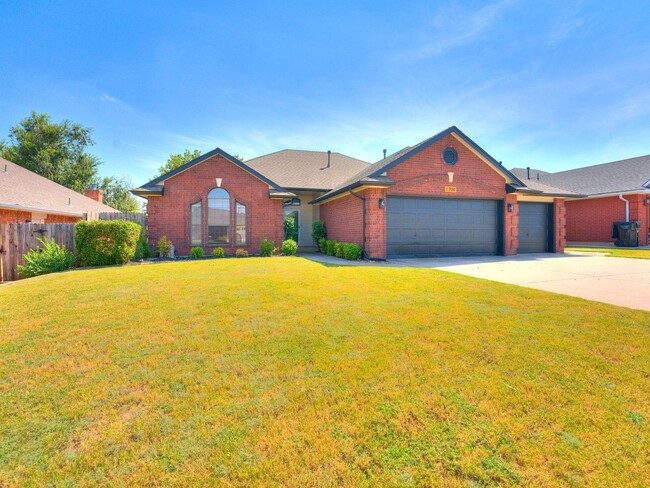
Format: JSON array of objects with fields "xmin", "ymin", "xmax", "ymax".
[
  {"xmin": 554, "ymin": 199, "xmax": 566, "ymax": 252},
  {"xmin": 45, "ymin": 214, "xmax": 81, "ymax": 224},
  {"xmin": 145, "ymin": 154, "xmax": 284, "ymax": 256},
  {"xmin": 0, "ymin": 209, "xmax": 81, "ymax": 224},
  {"xmin": 0, "ymin": 209, "xmax": 32, "ymax": 224},
  {"xmin": 565, "ymin": 194, "xmax": 648, "ymax": 246},
  {"xmin": 504, "ymin": 194, "xmax": 519, "ymax": 256},
  {"xmin": 319, "ymin": 193, "xmax": 364, "ymax": 247}
]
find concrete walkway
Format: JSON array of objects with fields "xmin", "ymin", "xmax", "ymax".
[{"xmin": 304, "ymin": 252, "xmax": 650, "ymax": 312}]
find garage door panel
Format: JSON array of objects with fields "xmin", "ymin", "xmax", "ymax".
[
  {"xmin": 518, "ymin": 202, "xmax": 550, "ymax": 253},
  {"xmin": 387, "ymin": 197, "xmax": 499, "ymax": 257}
]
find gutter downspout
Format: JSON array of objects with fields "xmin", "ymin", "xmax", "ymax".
[{"xmin": 619, "ymin": 193, "xmax": 630, "ymax": 221}]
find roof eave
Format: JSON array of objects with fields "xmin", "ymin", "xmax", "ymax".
[
  {"xmin": 309, "ymin": 179, "xmax": 394, "ymax": 205},
  {"xmin": 0, "ymin": 202, "xmax": 85, "ymax": 217}
]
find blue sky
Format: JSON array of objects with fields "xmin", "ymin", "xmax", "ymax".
[{"xmin": 1, "ymin": 0, "xmax": 649, "ymax": 185}]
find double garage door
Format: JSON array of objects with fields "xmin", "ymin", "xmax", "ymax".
[
  {"xmin": 387, "ymin": 197, "xmax": 500, "ymax": 257},
  {"xmin": 386, "ymin": 197, "xmax": 553, "ymax": 257}
]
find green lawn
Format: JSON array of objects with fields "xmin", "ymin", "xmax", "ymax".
[
  {"xmin": 566, "ymin": 246, "xmax": 650, "ymax": 259},
  {"xmin": 0, "ymin": 258, "xmax": 648, "ymax": 486}
]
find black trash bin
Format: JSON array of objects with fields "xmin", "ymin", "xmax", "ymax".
[{"xmin": 612, "ymin": 221, "xmax": 640, "ymax": 247}]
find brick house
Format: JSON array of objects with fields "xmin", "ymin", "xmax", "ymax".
[
  {"xmin": 0, "ymin": 156, "xmax": 117, "ymax": 224},
  {"xmin": 133, "ymin": 126, "xmax": 576, "ymax": 258},
  {"xmin": 512, "ymin": 155, "xmax": 650, "ymax": 246}
]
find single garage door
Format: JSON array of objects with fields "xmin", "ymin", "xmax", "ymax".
[
  {"xmin": 387, "ymin": 197, "xmax": 500, "ymax": 257},
  {"xmin": 518, "ymin": 202, "xmax": 551, "ymax": 253}
]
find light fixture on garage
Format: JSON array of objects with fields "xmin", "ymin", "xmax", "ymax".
[
  {"xmin": 378, "ymin": 198, "xmax": 385, "ymax": 209},
  {"xmin": 507, "ymin": 203, "xmax": 514, "ymax": 212}
]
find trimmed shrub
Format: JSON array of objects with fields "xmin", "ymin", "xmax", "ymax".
[
  {"xmin": 157, "ymin": 236, "xmax": 173, "ymax": 258},
  {"xmin": 76, "ymin": 220, "xmax": 142, "ymax": 266},
  {"xmin": 134, "ymin": 225, "xmax": 150, "ymax": 260},
  {"xmin": 260, "ymin": 238, "xmax": 275, "ymax": 257},
  {"xmin": 281, "ymin": 239, "xmax": 298, "ymax": 256},
  {"xmin": 18, "ymin": 237, "xmax": 75, "ymax": 278},
  {"xmin": 343, "ymin": 243, "xmax": 363, "ymax": 260},
  {"xmin": 318, "ymin": 238, "xmax": 327, "ymax": 254},
  {"xmin": 212, "ymin": 247, "xmax": 225, "ymax": 258},
  {"xmin": 190, "ymin": 247, "xmax": 204, "ymax": 259},
  {"xmin": 326, "ymin": 240, "xmax": 336, "ymax": 256},
  {"xmin": 284, "ymin": 215, "xmax": 299, "ymax": 242},
  {"xmin": 334, "ymin": 242, "xmax": 345, "ymax": 258},
  {"xmin": 312, "ymin": 220, "xmax": 326, "ymax": 245},
  {"xmin": 236, "ymin": 248, "xmax": 248, "ymax": 258}
]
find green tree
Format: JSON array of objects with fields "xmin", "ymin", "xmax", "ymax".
[
  {"xmin": 94, "ymin": 175, "xmax": 143, "ymax": 212},
  {"xmin": 0, "ymin": 112, "xmax": 101, "ymax": 192},
  {"xmin": 153, "ymin": 149, "xmax": 244, "ymax": 179},
  {"xmin": 154, "ymin": 149, "xmax": 202, "ymax": 179}
]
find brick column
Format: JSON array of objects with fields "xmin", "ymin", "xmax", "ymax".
[
  {"xmin": 503, "ymin": 194, "xmax": 518, "ymax": 256},
  {"xmin": 361, "ymin": 188, "xmax": 387, "ymax": 259},
  {"xmin": 554, "ymin": 199, "xmax": 566, "ymax": 252}
]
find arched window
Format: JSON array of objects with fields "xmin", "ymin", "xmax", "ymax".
[{"xmin": 208, "ymin": 188, "xmax": 230, "ymax": 244}]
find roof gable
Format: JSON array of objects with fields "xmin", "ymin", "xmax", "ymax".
[
  {"xmin": 312, "ymin": 126, "xmax": 524, "ymax": 204},
  {"xmin": 134, "ymin": 148, "xmax": 286, "ymax": 195}
]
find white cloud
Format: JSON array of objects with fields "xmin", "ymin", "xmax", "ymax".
[
  {"xmin": 100, "ymin": 93, "xmax": 123, "ymax": 104},
  {"xmin": 399, "ymin": 0, "xmax": 516, "ymax": 63}
]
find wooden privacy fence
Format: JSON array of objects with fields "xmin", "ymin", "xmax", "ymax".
[
  {"xmin": 0, "ymin": 213, "xmax": 147, "ymax": 282},
  {"xmin": 0, "ymin": 223, "xmax": 75, "ymax": 282}
]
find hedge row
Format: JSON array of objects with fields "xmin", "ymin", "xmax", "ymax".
[{"xmin": 318, "ymin": 239, "xmax": 363, "ymax": 260}]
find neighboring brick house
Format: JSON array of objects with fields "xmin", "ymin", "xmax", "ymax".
[
  {"xmin": 0, "ymin": 156, "xmax": 117, "ymax": 224},
  {"xmin": 134, "ymin": 126, "xmax": 576, "ymax": 258},
  {"xmin": 512, "ymin": 156, "xmax": 650, "ymax": 246}
]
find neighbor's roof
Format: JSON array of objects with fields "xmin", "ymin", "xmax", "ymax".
[
  {"xmin": 312, "ymin": 126, "xmax": 525, "ymax": 204},
  {"xmin": 245, "ymin": 149, "xmax": 371, "ymax": 190},
  {"xmin": 528, "ymin": 154, "xmax": 650, "ymax": 196},
  {"xmin": 0, "ymin": 157, "xmax": 117, "ymax": 216},
  {"xmin": 132, "ymin": 148, "xmax": 287, "ymax": 197},
  {"xmin": 512, "ymin": 178, "xmax": 584, "ymax": 197}
]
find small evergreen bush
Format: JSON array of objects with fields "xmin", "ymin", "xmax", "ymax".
[
  {"xmin": 281, "ymin": 239, "xmax": 298, "ymax": 256},
  {"xmin": 236, "ymin": 248, "xmax": 248, "ymax": 258},
  {"xmin": 343, "ymin": 243, "xmax": 363, "ymax": 260},
  {"xmin": 312, "ymin": 220, "xmax": 326, "ymax": 245},
  {"xmin": 326, "ymin": 240, "xmax": 336, "ymax": 256},
  {"xmin": 334, "ymin": 242, "xmax": 345, "ymax": 258},
  {"xmin": 18, "ymin": 237, "xmax": 75, "ymax": 278},
  {"xmin": 212, "ymin": 247, "xmax": 225, "ymax": 258},
  {"xmin": 157, "ymin": 236, "xmax": 173, "ymax": 258},
  {"xmin": 75, "ymin": 220, "xmax": 142, "ymax": 266},
  {"xmin": 318, "ymin": 238, "xmax": 327, "ymax": 254},
  {"xmin": 260, "ymin": 238, "xmax": 275, "ymax": 257},
  {"xmin": 134, "ymin": 225, "xmax": 150, "ymax": 260},
  {"xmin": 190, "ymin": 247, "xmax": 204, "ymax": 259}
]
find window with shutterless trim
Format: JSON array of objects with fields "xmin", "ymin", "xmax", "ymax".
[
  {"xmin": 236, "ymin": 202, "xmax": 246, "ymax": 245},
  {"xmin": 208, "ymin": 188, "xmax": 230, "ymax": 244},
  {"xmin": 190, "ymin": 201, "xmax": 202, "ymax": 246}
]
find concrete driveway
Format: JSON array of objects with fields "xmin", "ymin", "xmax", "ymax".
[{"xmin": 307, "ymin": 252, "xmax": 650, "ymax": 311}]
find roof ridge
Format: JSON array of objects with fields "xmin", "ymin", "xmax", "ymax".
[{"xmin": 549, "ymin": 153, "xmax": 650, "ymax": 176}]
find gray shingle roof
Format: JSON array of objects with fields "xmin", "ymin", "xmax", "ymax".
[
  {"xmin": 245, "ymin": 149, "xmax": 370, "ymax": 190},
  {"xmin": 536, "ymin": 155, "xmax": 650, "ymax": 195},
  {"xmin": 0, "ymin": 157, "xmax": 117, "ymax": 216}
]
